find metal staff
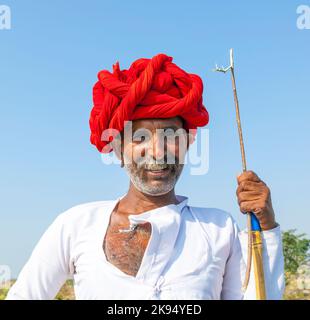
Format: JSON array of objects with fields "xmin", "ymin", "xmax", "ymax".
[{"xmin": 213, "ymin": 49, "xmax": 266, "ymax": 299}]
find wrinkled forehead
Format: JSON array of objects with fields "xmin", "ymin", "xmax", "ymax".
[
  {"xmin": 132, "ymin": 116, "xmax": 184, "ymax": 132},
  {"xmin": 112, "ymin": 116, "xmax": 189, "ymax": 153}
]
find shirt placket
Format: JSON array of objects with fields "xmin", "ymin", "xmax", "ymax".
[{"xmin": 128, "ymin": 204, "xmax": 184, "ymax": 292}]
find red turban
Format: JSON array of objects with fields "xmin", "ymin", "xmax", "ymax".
[{"xmin": 89, "ymin": 53, "xmax": 209, "ymax": 153}]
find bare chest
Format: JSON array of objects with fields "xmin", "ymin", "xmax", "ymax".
[{"xmin": 103, "ymin": 222, "xmax": 152, "ymax": 277}]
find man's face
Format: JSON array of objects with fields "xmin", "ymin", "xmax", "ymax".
[{"xmin": 120, "ymin": 116, "xmax": 189, "ymax": 196}]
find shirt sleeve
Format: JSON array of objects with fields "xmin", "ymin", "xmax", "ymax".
[
  {"xmin": 221, "ymin": 219, "xmax": 285, "ymax": 300},
  {"xmin": 5, "ymin": 212, "xmax": 74, "ymax": 300}
]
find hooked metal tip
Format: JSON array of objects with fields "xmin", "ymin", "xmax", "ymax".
[
  {"xmin": 230, "ymin": 48, "xmax": 234, "ymax": 69},
  {"xmin": 213, "ymin": 65, "xmax": 231, "ymax": 73},
  {"xmin": 213, "ymin": 48, "xmax": 234, "ymax": 73}
]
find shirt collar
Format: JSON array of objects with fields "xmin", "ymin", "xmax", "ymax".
[
  {"xmin": 116, "ymin": 193, "xmax": 188, "ymax": 225},
  {"xmin": 113, "ymin": 194, "xmax": 189, "ymax": 283}
]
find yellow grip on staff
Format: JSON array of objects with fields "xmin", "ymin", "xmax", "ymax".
[{"xmin": 252, "ymin": 231, "xmax": 266, "ymax": 300}]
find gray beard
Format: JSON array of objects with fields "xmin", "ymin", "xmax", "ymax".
[{"xmin": 123, "ymin": 163, "xmax": 184, "ymax": 196}]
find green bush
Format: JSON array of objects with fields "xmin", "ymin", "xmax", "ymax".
[{"xmin": 282, "ymin": 229, "xmax": 310, "ymax": 277}]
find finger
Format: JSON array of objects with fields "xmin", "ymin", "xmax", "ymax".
[
  {"xmin": 236, "ymin": 191, "xmax": 262, "ymax": 205},
  {"xmin": 239, "ymin": 200, "xmax": 265, "ymax": 215},
  {"xmin": 237, "ymin": 170, "xmax": 261, "ymax": 184},
  {"xmin": 237, "ymin": 180, "xmax": 265, "ymax": 192}
]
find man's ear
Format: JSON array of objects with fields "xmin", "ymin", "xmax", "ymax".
[
  {"xmin": 113, "ymin": 147, "xmax": 124, "ymax": 167},
  {"xmin": 186, "ymin": 131, "xmax": 195, "ymax": 150},
  {"xmin": 120, "ymin": 152, "xmax": 124, "ymax": 168},
  {"xmin": 111, "ymin": 135, "xmax": 124, "ymax": 167}
]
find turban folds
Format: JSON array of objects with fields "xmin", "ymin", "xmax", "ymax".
[{"xmin": 89, "ymin": 53, "xmax": 209, "ymax": 153}]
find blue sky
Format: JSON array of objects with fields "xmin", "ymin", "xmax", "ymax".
[{"xmin": 0, "ymin": 0, "xmax": 309, "ymax": 278}]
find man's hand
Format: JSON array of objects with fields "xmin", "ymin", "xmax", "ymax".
[{"xmin": 236, "ymin": 170, "xmax": 277, "ymax": 231}]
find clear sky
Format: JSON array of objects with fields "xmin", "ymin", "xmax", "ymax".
[{"xmin": 1, "ymin": 0, "xmax": 309, "ymax": 278}]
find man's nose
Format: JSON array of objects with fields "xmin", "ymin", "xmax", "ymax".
[{"xmin": 148, "ymin": 133, "xmax": 165, "ymax": 161}]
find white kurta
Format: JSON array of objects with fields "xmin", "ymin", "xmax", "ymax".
[{"xmin": 6, "ymin": 194, "xmax": 285, "ymax": 300}]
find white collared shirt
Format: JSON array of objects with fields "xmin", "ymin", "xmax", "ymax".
[{"xmin": 6, "ymin": 194, "xmax": 285, "ymax": 300}]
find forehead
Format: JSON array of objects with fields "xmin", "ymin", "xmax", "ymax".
[{"xmin": 132, "ymin": 116, "xmax": 184, "ymax": 131}]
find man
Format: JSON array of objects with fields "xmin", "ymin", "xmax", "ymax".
[{"xmin": 6, "ymin": 53, "xmax": 284, "ymax": 300}]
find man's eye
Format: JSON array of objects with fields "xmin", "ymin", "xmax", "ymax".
[
  {"xmin": 163, "ymin": 128, "xmax": 178, "ymax": 137},
  {"xmin": 164, "ymin": 130, "xmax": 175, "ymax": 136},
  {"xmin": 133, "ymin": 132, "xmax": 148, "ymax": 142}
]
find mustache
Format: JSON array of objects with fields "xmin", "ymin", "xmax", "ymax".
[
  {"xmin": 144, "ymin": 163, "xmax": 170, "ymax": 170},
  {"xmin": 135, "ymin": 155, "xmax": 180, "ymax": 170}
]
